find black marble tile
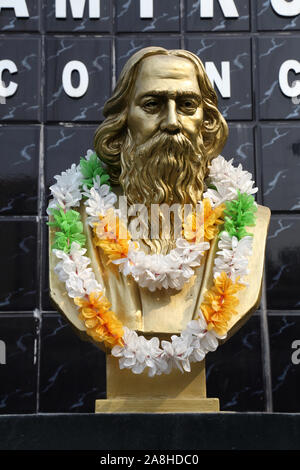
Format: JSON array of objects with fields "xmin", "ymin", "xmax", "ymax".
[
  {"xmin": 116, "ymin": 0, "xmax": 180, "ymax": 33},
  {"xmin": 257, "ymin": 36, "xmax": 300, "ymax": 120},
  {"xmin": 266, "ymin": 215, "xmax": 300, "ymax": 310},
  {"xmin": 223, "ymin": 123, "xmax": 255, "ymax": 175},
  {"xmin": 0, "ymin": 0, "xmax": 40, "ymax": 32},
  {"xmin": 44, "ymin": 124, "xmax": 98, "ymax": 212},
  {"xmin": 0, "ymin": 314, "xmax": 37, "ymax": 414},
  {"xmin": 0, "ymin": 220, "xmax": 37, "ymax": 311},
  {"xmin": 186, "ymin": 0, "xmax": 250, "ymax": 32},
  {"xmin": 116, "ymin": 36, "xmax": 181, "ymax": 79},
  {"xmin": 39, "ymin": 315, "xmax": 106, "ymax": 413},
  {"xmin": 269, "ymin": 313, "xmax": 300, "ymax": 412},
  {"xmin": 0, "ymin": 37, "xmax": 41, "ymax": 122},
  {"xmin": 186, "ymin": 36, "xmax": 252, "ymax": 121},
  {"xmin": 206, "ymin": 315, "xmax": 264, "ymax": 411},
  {"xmin": 260, "ymin": 124, "xmax": 300, "ymax": 211},
  {"xmin": 45, "ymin": 37, "xmax": 111, "ymax": 122},
  {"xmin": 0, "ymin": 125, "xmax": 39, "ymax": 215},
  {"xmin": 44, "ymin": 0, "xmax": 112, "ymax": 32},
  {"xmin": 257, "ymin": 0, "xmax": 300, "ymax": 31}
]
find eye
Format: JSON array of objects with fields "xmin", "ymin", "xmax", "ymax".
[
  {"xmin": 142, "ymin": 99, "xmax": 160, "ymax": 113},
  {"xmin": 179, "ymin": 99, "xmax": 198, "ymax": 114}
]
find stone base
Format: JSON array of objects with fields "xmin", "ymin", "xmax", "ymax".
[{"xmin": 95, "ymin": 397, "xmax": 220, "ymax": 413}]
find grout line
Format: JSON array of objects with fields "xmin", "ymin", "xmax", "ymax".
[
  {"xmin": 260, "ymin": 269, "xmax": 273, "ymax": 412},
  {"xmin": 111, "ymin": 0, "xmax": 116, "ymax": 90},
  {"xmin": 34, "ymin": 10, "xmax": 47, "ymax": 413},
  {"xmin": 180, "ymin": 0, "xmax": 185, "ymax": 49},
  {"xmin": 250, "ymin": 0, "xmax": 272, "ymax": 411}
]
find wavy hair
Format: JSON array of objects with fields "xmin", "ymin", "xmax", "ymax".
[{"xmin": 94, "ymin": 47, "xmax": 228, "ymax": 185}]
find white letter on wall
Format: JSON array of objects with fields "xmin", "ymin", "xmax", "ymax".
[
  {"xmin": 200, "ymin": 0, "xmax": 239, "ymax": 18},
  {"xmin": 271, "ymin": 0, "xmax": 300, "ymax": 16},
  {"xmin": 0, "ymin": 0, "xmax": 29, "ymax": 17},
  {"xmin": 56, "ymin": 0, "xmax": 100, "ymax": 19},
  {"xmin": 0, "ymin": 340, "xmax": 6, "ymax": 365},
  {"xmin": 279, "ymin": 60, "xmax": 300, "ymax": 97},
  {"xmin": 205, "ymin": 61, "xmax": 231, "ymax": 98},
  {"xmin": 140, "ymin": 0, "xmax": 153, "ymax": 18},
  {"xmin": 62, "ymin": 61, "xmax": 89, "ymax": 98},
  {"xmin": 0, "ymin": 60, "xmax": 18, "ymax": 98}
]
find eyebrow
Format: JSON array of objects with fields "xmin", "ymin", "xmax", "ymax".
[{"xmin": 139, "ymin": 90, "xmax": 202, "ymax": 101}]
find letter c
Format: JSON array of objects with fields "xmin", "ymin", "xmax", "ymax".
[
  {"xmin": 279, "ymin": 60, "xmax": 300, "ymax": 97},
  {"xmin": 0, "ymin": 60, "xmax": 18, "ymax": 98}
]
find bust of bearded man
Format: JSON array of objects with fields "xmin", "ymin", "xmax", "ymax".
[{"xmin": 49, "ymin": 47, "xmax": 270, "ymax": 345}]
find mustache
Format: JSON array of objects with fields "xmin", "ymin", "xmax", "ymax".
[{"xmin": 133, "ymin": 130, "xmax": 202, "ymax": 159}]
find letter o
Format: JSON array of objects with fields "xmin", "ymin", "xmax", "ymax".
[
  {"xmin": 271, "ymin": 0, "xmax": 300, "ymax": 17},
  {"xmin": 62, "ymin": 60, "xmax": 89, "ymax": 98}
]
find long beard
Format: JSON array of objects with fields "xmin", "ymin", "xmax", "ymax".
[{"xmin": 120, "ymin": 131, "xmax": 207, "ymax": 254}]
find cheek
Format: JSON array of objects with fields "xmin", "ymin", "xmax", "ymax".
[
  {"xmin": 128, "ymin": 108, "xmax": 159, "ymax": 141},
  {"xmin": 181, "ymin": 116, "xmax": 203, "ymax": 135}
]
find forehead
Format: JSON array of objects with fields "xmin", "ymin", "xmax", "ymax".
[{"xmin": 132, "ymin": 55, "xmax": 200, "ymax": 98}]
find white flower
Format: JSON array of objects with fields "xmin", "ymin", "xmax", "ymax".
[
  {"xmin": 53, "ymin": 242, "xmax": 103, "ymax": 298},
  {"xmin": 84, "ymin": 183, "xmax": 117, "ymax": 226},
  {"xmin": 213, "ymin": 231, "xmax": 253, "ymax": 282},
  {"xmin": 112, "ymin": 327, "xmax": 168, "ymax": 377},
  {"xmin": 161, "ymin": 335, "xmax": 194, "ymax": 373},
  {"xmin": 204, "ymin": 155, "xmax": 258, "ymax": 207},
  {"xmin": 113, "ymin": 238, "xmax": 210, "ymax": 292},
  {"xmin": 47, "ymin": 164, "xmax": 83, "ymax": 214},
  {"xmin": 84, "ymin": 149, "xmax": 94, "ymax": 161}
]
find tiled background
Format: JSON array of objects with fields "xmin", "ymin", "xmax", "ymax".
[{"xmin": 0, "ymin": 0, "xmax": 300, "ymax": 414}]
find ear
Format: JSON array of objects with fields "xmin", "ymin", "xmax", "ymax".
[{"xmin": 202, "ymin": 108, "xmax": 228, "ymax": 158}]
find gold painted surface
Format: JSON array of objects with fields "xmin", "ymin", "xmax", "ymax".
[
  {"xmin": 49, "ymin": 203, "xmax": 270, "ymax": 340},
  {"xmin": 95, "ymin": 398, "xmax": 220, "ymax": 413},
  {"xmin": 49, "ymin": 47, "xmax": 270, "ymax": 341},
  {"xmin": 106, "ymin": 354, "xmax": 206, "ymax": 399}
]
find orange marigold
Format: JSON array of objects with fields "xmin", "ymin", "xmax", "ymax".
[
  {"xmin": 74, "ymin": 292, "xmax": 124, "ymax": 348},
  {"xmin": 183, "ymin": 198, "xmax": 224, "ymax": 243},
  {"xmin": 200, "ymin": 271, "xmax": 245, "ymax": 336},
  {"xmin": 203, "ymin": 198, "xmax": 225, "ymax": 241},
  {"xmin": 93, "ymin": 208, "xmax": 131, "ymax": 262}
]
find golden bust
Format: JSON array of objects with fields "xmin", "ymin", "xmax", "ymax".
[
  {"xmin": 52, "ymin": 48, "xmax": 268, "ymax": 332},
  {"xmin": 49, "ymin": 47, "xmax": 270, "ymax": 412}
]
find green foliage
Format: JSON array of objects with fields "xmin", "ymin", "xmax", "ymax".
[
  {"xmin": 222, "ymin": 191, "xmax": 257, "ymax": 240},
  {"xmin": 48, "ymin": 208, "xmax": 86, "ymax": 252},
  {"xmin": 80, "ymin": 152, "xmax": 110, "ymax": 190}
]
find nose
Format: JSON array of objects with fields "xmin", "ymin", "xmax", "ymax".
[{"xmin": 160, "ymin": 100, "xmax": 181, "ymax": 134}]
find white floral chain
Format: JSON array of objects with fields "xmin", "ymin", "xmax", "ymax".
[{"xmin": 48, "ymin": 152, "xmax": 257, "ymax": 376}]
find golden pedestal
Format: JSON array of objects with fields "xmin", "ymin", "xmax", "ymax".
[{"xmin": 95, "ymin": 355, "xmax": 219, "ymax": 413}]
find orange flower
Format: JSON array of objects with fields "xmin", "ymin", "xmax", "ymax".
[
  {"xmin": 93, "ymin": 208, "xmax": 131, "ymax": 262},
  {"xmin": 200, "ymin": 272, "xmax": 245, "ymax": 335},
  {"xmin": 183, "ymin": 208, "xmax": 204, "ymax": 243},
  {"xmin": 183, "ymin": 199, "xmax": 224, "ymax": 243},
  {"xmin": 74, "ymin": 291, "xmax": 124, "ymax": 348},
  {"xmin": 203, "ymin": 198, "xmax": 225, "ymax": 241}
]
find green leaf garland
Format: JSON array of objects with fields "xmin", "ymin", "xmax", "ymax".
[
  {"xmin": 80, "ymin": 152, "xmax": 110, "ymax": 190},
  {"xmin": 222, "ymin": 191, "xmax": 257, "ymax": 240},
  {"xmin": 48, "ymin": 208, "xmax": 86, "ymax": 253}
]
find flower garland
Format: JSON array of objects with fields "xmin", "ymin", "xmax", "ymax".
[{"xmin": 48, "ymin": 150, "xmax": 258, "ymax": 376}]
